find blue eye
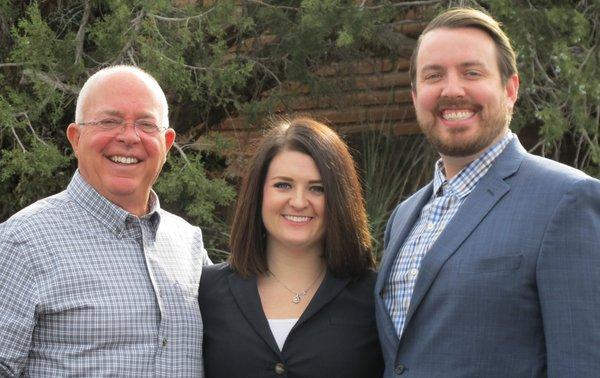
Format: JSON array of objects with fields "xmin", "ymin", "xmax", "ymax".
[
  {"xmin": 465, "ymin": 70, "xmax": 481, "ymax": 77},
  {"xmin": 274, "ymin": 182, "xmax": 291, "ymax": 189},
  {"xmin": 424, "ymin": 73, "xmax": 442, "ymax": 81}
]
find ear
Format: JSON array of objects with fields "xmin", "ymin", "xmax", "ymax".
[
  {"xmin": 504, "ymin": 73, "xmax": 519, "ymax": 108},
  {"xmin": 411, "ymin": 86, "xmax": 417, "ymax": 106},
  {"xmin": 163, "ymin": 128, "xmax": 176, "ymax": 152},
  {"xmin": 66, "ymin": 123, "xmax": 82, "ymax": 157}
]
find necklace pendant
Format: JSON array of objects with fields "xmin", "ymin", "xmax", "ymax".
[{"xmin": 292, "ymin": 294, "xmax": 301, "ymax": 304}]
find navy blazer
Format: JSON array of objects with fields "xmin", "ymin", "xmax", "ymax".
[
  {"xmin": 199, "ymin": 263, "xmax": 383, "ymax": 378},
  {"xmin": 375, "ymin": 138, "xmax": 600, "ymax": 377}
]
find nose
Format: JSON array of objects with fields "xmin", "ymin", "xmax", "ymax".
[
  {"xmin": 116, "ymin": 121, "xmax": 141, "ymax": 143},
  {"xmin": 440, "ymin": 72, "xmax": 466, "ymax": 98},
  {"xmin": 289, "ymin": 189, "xmax": 308, "ymax": 209}
]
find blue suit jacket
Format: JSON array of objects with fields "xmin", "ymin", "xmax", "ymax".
[{"xmin": 375, "ymin": 138, "xmax": 600, "ymax": 377}]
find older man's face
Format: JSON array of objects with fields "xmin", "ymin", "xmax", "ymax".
[
  {"xmin": 67, "ymin": 72, "xmax": 175, "ymax": 215},
  {"xmin": 412, "ymin": 27, "xmax": 519, "ymax": 157}
]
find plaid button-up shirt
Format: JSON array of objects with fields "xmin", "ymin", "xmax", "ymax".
[
  {"xmin": 383, "ymin": 132, "xmax": 514, "ymax": 336},
  {"xmin": 0, "ymin": 171, "xmax": 211, "ymax": 377}
]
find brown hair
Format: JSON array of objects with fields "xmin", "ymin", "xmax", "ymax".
[
  {"xmin": 410, "ymin": 7, "xmax": 518, "ymax": 89},
  {"xmin": 228, "ymin": 117, "xmax": 374, "ymax": 279}
]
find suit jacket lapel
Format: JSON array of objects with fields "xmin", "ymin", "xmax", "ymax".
[
  {"xmin": 401, "ymin": 138, "xmax": 525, "ymax": 335},
  {"xmin": 296, "ymin": 271, "xmax": 349, "ymax": 328},
  {"xmin": 228, "ymin": 273, "xmax": 281, "ymax": 355},
  {"xmin": 375, "ymin": 184, "xmax": 433, "ymax": 349}
]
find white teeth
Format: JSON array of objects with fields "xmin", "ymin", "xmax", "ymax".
[
  {"xmin": 284, "ymin": 215, "xmax": 311, "ymax": 222},
  {"xmin": 110, "ymin": 156, "xmax": 139, "ymax": 164},
  {"xmin": 442, "ymin": 110, "xmax": 474, "ymax": 121}
]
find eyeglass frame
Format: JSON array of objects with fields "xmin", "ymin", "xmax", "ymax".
[{"xmin": 76, "ymin": 118, "xmax": 167, "ymax": 135}]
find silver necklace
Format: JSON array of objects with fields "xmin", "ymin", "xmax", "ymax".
[{"xmin": 268, "ymin": 269, "xmax": 325, "ymax": 304}]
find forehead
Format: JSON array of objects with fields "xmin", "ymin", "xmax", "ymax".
[
  {"xmin": 83, "ymin": 72, "xmax": 164, "ymax": 119},
  {"xmin": 416, "ymin": 27, "xmax": 498, "ymax": 71},
  {"xmin": 266, "ymin": 150, "xmax": 321, "ymax": 180}
]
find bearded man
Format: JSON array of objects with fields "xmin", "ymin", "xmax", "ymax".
[{"xmin": 375, "ymin": 7, "xmax": 600, "ymax": 378}]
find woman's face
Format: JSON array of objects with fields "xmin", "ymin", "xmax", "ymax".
[{"xmin": 261, "ymin": 150, "xmax": 326, "ymax": 253}]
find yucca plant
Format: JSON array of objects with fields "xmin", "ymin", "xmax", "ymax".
[{"xmin": 358, "ymin": 127, "xmax": 435, "ymax": 261}]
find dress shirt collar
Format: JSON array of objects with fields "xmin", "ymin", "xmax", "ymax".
[
  {"xmin": 67, "ymin": 170, "xmax": 161, "ymax": 237},
  {"xmin": 433, "ymin": 132, "xmax": 515, "ymax": 198}
]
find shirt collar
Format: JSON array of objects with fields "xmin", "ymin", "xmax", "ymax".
[
  {"xmin": 433, "ymin": 132, "xmax": 515, "ymax": 198},
  {"xmin": 67, "ymin": 170, "xmax": 161, "ymax": 236}
]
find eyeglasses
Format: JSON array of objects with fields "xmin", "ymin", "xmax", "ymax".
[{"xmin": 77, "ymin": 118, "xmax": 165, "ymax": 134}]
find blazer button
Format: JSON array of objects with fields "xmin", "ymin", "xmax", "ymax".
[
  {"xmin": 274, "ymin": 362, "xmax": 286, "ymax": 375},
  {"xmin": 395, "ymin": 364, "xmax": 406, "ymax": 375}
]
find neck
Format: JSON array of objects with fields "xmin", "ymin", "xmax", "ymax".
[
  {"xmin": 265, "ymin": 243, "xmax": 325, "ymax": 280},
  {"xmin": 440, "ymin": 129, "xmax": 509, "ymax": 180},
  {"xmin": 440, "ymin": 154, "xmax": 478, "ymax": 180},
  {"xmin": 108, "ymin": 193, "xmax": 150, "ymax": 217}
]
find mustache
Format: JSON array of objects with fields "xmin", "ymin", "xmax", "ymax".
[{"xmin": 434, "ymin": 98, "xmax": 482, "ymax": 113}]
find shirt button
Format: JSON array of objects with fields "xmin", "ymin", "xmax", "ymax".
[
  {"xmin": 161, "ymin": 338, "xmax": 168, "ymax": 347},
  {"xmin": 410, "ymin": 268, "xmax": 419, "ymax": 277},
  {"xmin": 426, "ymin": 222, "xmax": 434, "ymax": 231},
  {"xmin": 395, "ymin": 363, "xmax": 406, "ymax": 375},
  {"xmin": 274, "ymin": 362, "xmax": 285, "ymax": 375}
]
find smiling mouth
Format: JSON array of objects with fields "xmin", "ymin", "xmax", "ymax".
[
  {"xmin": 283, "ymin": 215, "xmax": 313, "ymax": 223},
  {"xmin": 440, "ymin": 109, "xmax": 475, "ymax": 121},
  {"xmin": 109, "ymin": 156, "xmax": 140, "ymax": 164}
]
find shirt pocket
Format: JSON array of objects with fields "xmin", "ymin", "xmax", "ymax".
[{"xmin": 459, "ymin": 254, "xmax": 523, "ymax": 274}]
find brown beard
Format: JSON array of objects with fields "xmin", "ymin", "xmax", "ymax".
[{"xmin": 418, "ymin": 97, "xmax": 511, "ymax": 157}]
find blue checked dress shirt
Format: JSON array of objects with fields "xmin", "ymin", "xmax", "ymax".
[
  {"xmin": 383, "ymin": 132, "xmax": 514, "ymax": 336},
  {"xmin": 0, "ymin": 170, "xmax": 211, "ymax": 377}
]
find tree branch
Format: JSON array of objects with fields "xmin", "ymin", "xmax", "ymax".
[
  {"xmin": 247, "ymin": 0, "xmax": 299, "ymax": 11},
  {"xmin": 16, "ymin": 112, "xmax": 47, "ymax": 145},
  {"xmin": 74, "ymin": 0, "xmax": 93, "ymax": 65},
  {"xmin": 10, "ymin": 127, "xmax": 26, "ymax": 152},
  {"xmin": 22, "ymin": 69, "xmax": 79, "ymax": 94},
  {"xmin": 148, "ymin": 7, "xmax": 215, "ymax": 23},
  {"xmin": 0, "ymin": 62, "xmax": 27, "ymax": 68},
  {"xmin": 113, "ymin": 10, "xmax": 145, "ymax": 65},
  {"xmin": 172, "ymin": 141, "xmax": 190, "ymax": 164},
  {"xmin": 364, "ymin": 0, "xmax": 443, "ymax": 9}
]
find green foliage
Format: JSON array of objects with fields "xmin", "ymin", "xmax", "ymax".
[
  {"xmin": 2, "ymin": 0, "xmax": 595, "ymax": 258},
  {"xmin": 481, "ymin": 0, "xmax": 600, "ymax": 177},
  {"xmin": 0, "ymin": 141, "xmax": 71, "ymax": 219},
  {"xmin": 154, "ymin": 154, "xmax": 236, "ymax": 259},
  {"xmin": 0, "ymin": 0, "xmax": 411, "ymax": 254},
  {"xmin": 359, "ymin": 130, "xmax": 435, "ymax": 259}
]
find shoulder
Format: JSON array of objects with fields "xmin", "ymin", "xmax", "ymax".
[
  {"xmin": 521, "ymin": 153, "xmax": 593, "ymax": 184},
  {"xmin": 200, "ymin": 262, "xmax": 234, "ymax": 286},
  {"xmin": 158, "ymin": 208, "xmax": 202, "ymax": 233},
  {"xmin": 345, "ymin": 269, "xmax": 378, "ymax": 296},
  {"xmin": 514, "ymin": 153, "xmax": 599, "ymax": 199},
  {"xmin": 0, "ymin": 190, "xmax": 71, "ymax": 243}
]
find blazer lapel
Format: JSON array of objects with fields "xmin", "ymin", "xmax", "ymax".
[
  {"xmin": 228, "ymin": 273, "xmax": 281, "ymax": 355},
  {"xmin": 296, "ymin": 271, "xmax": 349, "ymax": 328},
  {"xmin": 401, "ymin": 138, "xmax": 525, "ymax": 335},
  {"xmin": 375, "ymin": 184, "xmax": 433, "ymax": 349}
]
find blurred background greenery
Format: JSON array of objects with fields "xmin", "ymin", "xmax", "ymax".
[{"xmin": 0, "ymin": 0, "xmax": 597, "ymax": 261}]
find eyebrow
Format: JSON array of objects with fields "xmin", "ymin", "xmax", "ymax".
[
  {"xmin": 270, "ymin": 176, "xmax": 323, "ymax": 184},
  {"xmin": 98, "ymin": 109, "xmax": 157, "ymax": 120},
  {"xmin": 420, "ymin": 61, "xmax": 486, "ymax": 72}
]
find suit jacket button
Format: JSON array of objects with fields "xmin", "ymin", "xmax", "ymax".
[
  {"xmin": 274, "ymin": 362, "xmax": 286, "ymax": 375},
  {"xmin": 395, "ymin": 364, "xmax": 406, "ymax": 375}
]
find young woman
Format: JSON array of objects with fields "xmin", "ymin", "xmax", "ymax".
[{"xmin": 199, "ymin": 117, "xmax": 383, "ymax": 377}]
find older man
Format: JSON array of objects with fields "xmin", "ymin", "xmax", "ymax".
[
  {"xmin": 375, "ymin": 7, "xmax": 600, "ymax": 378},
  {"xmin": 0, "ymin": 66, "xmax": 211, "ymax": 376}
]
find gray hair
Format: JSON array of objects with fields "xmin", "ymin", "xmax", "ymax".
[{"xmin": 74, "ymin": 65, "xmax": 169, "ymax": 129}]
